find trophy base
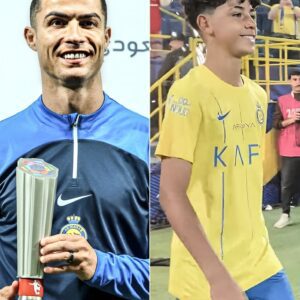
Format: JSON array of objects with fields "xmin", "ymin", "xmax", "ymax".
[
  {"xmin": 18, "ymin": 297, "xmax": 42, "ymax": 300},
  {"xmin": 18, "ymin": 278, "xmax": 44, "ymax": 300}
]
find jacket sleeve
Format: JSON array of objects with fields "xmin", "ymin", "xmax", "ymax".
[
  {"xmin": 273, "ymin": 102, "xmax": 284, "ymax": 129},
  {"xmin": 84, "ymin": 250, "xmax": 149, "ymax": 300}
]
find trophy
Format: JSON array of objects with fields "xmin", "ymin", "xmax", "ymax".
[{"xmin": 16, "ymin": 158, "xmax": 59, "ymax": 300}]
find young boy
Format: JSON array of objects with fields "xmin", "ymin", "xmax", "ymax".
[{"xmin": 156, "ymin": 0, "xmax": 294, "ymax": 299}]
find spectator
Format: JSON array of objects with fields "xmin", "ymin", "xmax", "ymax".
[
  {"xmin": 268, "ymin": 0, "xmax": 300, "ymax": 38},
  {"xmin": 168, "ymin": 31, "xmax": 186, "ymax": 51},
  {"xmin": 151, "ymin": 0, "xmax": 172, "ymax": 34},
  {"xmin": 273, "ymin": 70, "xmax": 300, "ymax": 228},
  {"xmin": 256, "ymin": 0, "xmax": 272, "ymax": 35},
  {"xmin": 157, "ymin": 32, "xmax": 192, "ymax": 98},
  {"xmin": 151, "ymin": 40, "xmax": 164, "ymax": 84},
  {"xmin": 161, "ymin": 0, "xmax": 188, "ymax": 47},
  {"xmin": 166, "ymin": 0, "xmax": 185, "ymax": 15}
]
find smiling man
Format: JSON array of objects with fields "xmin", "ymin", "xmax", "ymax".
[
  {"xmin": 156, "ymin": 0, "xmax": 294, "ymax": 299},
  {"xmin": 0, "ymin": 0, "xmax": 149, "ymax": 299}
]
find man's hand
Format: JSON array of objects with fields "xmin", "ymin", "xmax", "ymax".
[
  {"xmin": 210, "ymin": 279, "xmax": 246, "ymax": 300},
  {"xmin": 281, "ymin": 112, "xmax": 300, "ymax": 127},
  {"xmin": 0, "ymin": 281, "xmax": 19, "ymax": 300},
  {"xmin": 40, "ymin": 234, "xmax": 97, "ymax": 281},
  {"xmin": 293, "ymin": 111, "xmax": 300, "ymax": 122}
]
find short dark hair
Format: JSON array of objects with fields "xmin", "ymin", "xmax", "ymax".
[
  {"xmin": 181, "ymin": 0, "xmax": 260, "ymax": 30},
  {"xmin": 30, "ymin": 0, "xmax": 107, "ymax": 28},
  {"xmin": 289, "ymin": 70, "xmax": 300, "ymax": 78}
]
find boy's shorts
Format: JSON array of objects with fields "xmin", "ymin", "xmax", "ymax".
[{"xmin": 246, "ymin": 270, "xmax": 294, "ymax": 300}]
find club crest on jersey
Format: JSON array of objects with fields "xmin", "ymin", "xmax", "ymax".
[
  {"xmin": 60, "ymin": 215, "xmax": 87, "ymax": 239},
  {"xmin": 256, "ymin": 103, "xmax": 264, "ymax": 125}
]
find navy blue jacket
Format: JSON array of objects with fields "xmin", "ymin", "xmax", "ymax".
[{"xmin": 0, "ymin": 94, "xmax": 149, "ymax": 299}]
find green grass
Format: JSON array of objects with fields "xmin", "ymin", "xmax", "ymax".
[
  {"xmin": 151, "ymin": 227, "xmax": 173, "ymax": 300},
  {"xmin": 150, "ymin": 207, "xmax": 300, "ymax": 299},
  {"xmin": 264, "ymin": 207, "xmax": 300, "ymax": 299}
]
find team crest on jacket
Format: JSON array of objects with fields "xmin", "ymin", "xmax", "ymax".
[
  {"xmin": 60, "ymin": 215, "xmax": 87, "ymax": 239},
  {"xmin": 256, "ymin": 103, "xmax": 264, "ymax": 125}
]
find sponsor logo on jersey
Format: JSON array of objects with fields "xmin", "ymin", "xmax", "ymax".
[
  {"xmin": 214, "ymin": 144, "xmax": 260, "ymax": 167},
  {"xmin": 57, "ymin": 194, "xmax": 92, "ymax": 207},
  {"xmin": 232, "ymin": 122, "xmax": 256, "ymax": 130},
  {"xmin": 60, "ymin": 215, "xmax": 87, "ymax": 239},
  {"xmin": 169, "ymin": 95, "xmax": 190, "ymax": 116},
  {"xmin": 217, "ymin": 111, "xmax": 231, "ymax": 121}
]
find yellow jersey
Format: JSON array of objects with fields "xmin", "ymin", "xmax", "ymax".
[
  {"xmin": 271, "ymin": 4, "xmax": 299, "ymax": 36},
  {"xmin": 156, "ymin": 65, "xmax": 282, "ymax": 300}
]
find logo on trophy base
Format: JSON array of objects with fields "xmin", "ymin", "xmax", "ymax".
[{"xmin": 19, "ymin": 278, "xmax": 44, "ymax": 298}]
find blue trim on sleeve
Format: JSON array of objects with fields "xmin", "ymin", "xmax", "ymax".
[{"xmin": 85, "ymin": 250, "xmax": 149, "ymax": 300}]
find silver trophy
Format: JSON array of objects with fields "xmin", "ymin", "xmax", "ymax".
[{"xmin": 16, "ymin": 158, "xmax": 58, "ymax": 300}]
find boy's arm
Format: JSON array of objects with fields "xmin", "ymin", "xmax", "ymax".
[{"xmin": 160, "ymin": 157, "xmax": 245, "ymax": 300}]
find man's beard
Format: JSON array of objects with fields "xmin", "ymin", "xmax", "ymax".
[{"xmin": 62, "ymin": 76, "xmax": 85, "ymax": 90}]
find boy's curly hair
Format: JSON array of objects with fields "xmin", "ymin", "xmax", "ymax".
[{"xmin": 181, "ymin": 0, "xmax": 261, "ymax": 29}]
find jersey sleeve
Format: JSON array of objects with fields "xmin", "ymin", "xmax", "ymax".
[
  {"xmin": 84, "ymin": 250, "xmax": 149, "ymax": 300},
  {"xmin": 155, "ymin": 80, "xmax": 202, "ymax": 163}
]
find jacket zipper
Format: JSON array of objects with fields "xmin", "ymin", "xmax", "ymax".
[{"xmin": 72, "ymin": 115, "xmax": 80, "ymax": 179}]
